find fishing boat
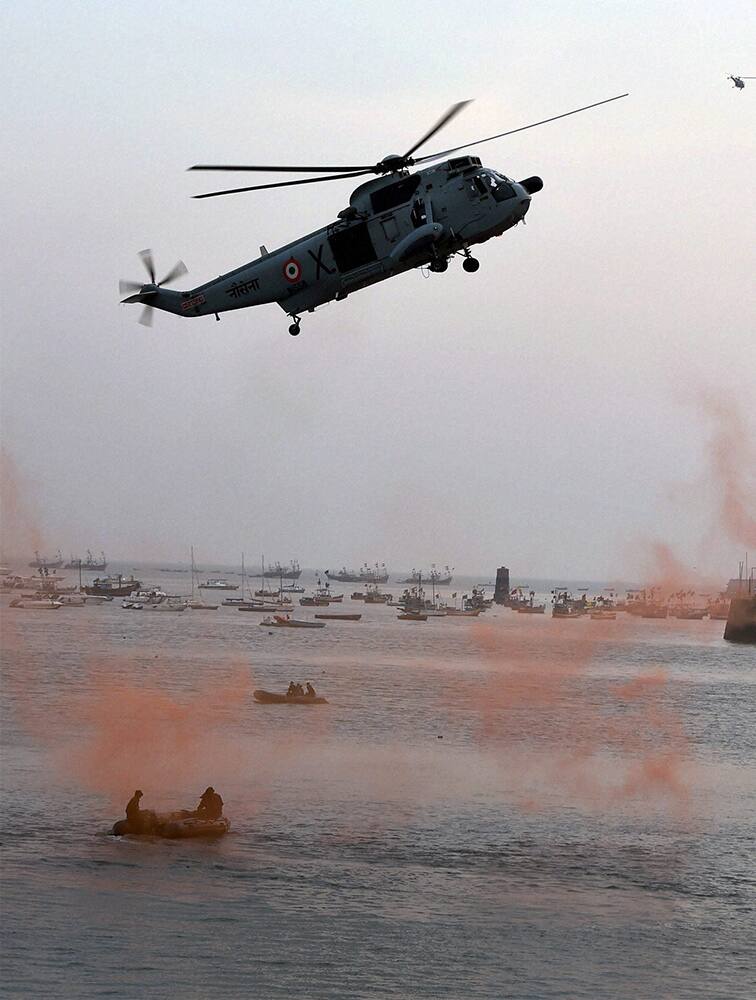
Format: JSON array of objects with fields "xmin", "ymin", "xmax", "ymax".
[
  {"xmin": 398, "ymin": 612, "xmax": 428, "ymax": 621},
  {"xmin": 28, "ymin": 550, "xmax": 63, "ymax": 569},
  {"xmin": 640, "ymin": 606, "xmax": 669, "ymax": 619},
  {"xmin": 187, "ymin": 547, "xmax": 218, "ymax": 609},
  {"xmin": 515, "ymin": 591, "xmax": 546, "ymax": 614},
  {"xmin": 300, "ymin": 580, "xmax": 343, "ymax": 605},
  {"xmin": 552, "ymin": 590, "xmax": 585, "ymax": 619},
  {"xmin": 464, "ymin": 586, "xmax": 493, "ymax": 612},
  {"xmin": 325, "ymin": 562, "xmax": 389, "ymax": 584},
  {"xmin": 259, "ymin": 615, "xmax": 325, "ymax": 629},
  {"xmin": 280, "ymin": 583, "xmax": 305, "ymax": 594},
  {"xmin": 363, "ymin": 583, "xmax": 393, "ymax": 604},
  {"xmin": 85, "ymin": 574, "xmax": 142, "ymax": 597},
  {"xmin": 64, "ymin": 550, "xmax": 107, "ymax": 571},
  {"xmin": 707, "ymin": 598, "xmax": 730, "ymax": 621},
  {"xmin": 314, "ymin": 612, "xmax": 362, "ymax": 621},
  {"xmin": 253, "ymin": 689, "xmax": 328, "ymax": 704},
  {"xmin": 590, "ymin": 609, "xmax": 617, "ymax": 620},
  {"xmin": 262, "ymin": 560, "xmax": 302, "ymax": 580},
  {"xmin": 399, "ymin": 564, "xmax": 454, "ymax": 586}
]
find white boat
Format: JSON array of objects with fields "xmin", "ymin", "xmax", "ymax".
[
  {"xmin": 82, "ymin": 594, "xmax": 112, "ymax": 605},
  {"xmin": 198, "ymin": 578, "xmax": 238, "ymax": 591},
  {"xmin": 57, "ymin": 594, "xmax": 86, "ymax": 606},
  {"xmin": 9, "ymin": 597, "xmax": 62, "ymax": 610},
  {"xmin": 152, "ymin": 596, "xmax": 187, "ymax": 611},
  {"xmin": 128, "ymin": 587, "xmax": 167, "ymax": 606}
]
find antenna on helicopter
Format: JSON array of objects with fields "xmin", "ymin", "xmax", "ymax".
[
  {"xmin": 188, "ymin": 94, "xmax": 628, "ymax": 199},
  {"xmin": 119, "ymin": 250, "xmax": 187, "ymax": 327}
]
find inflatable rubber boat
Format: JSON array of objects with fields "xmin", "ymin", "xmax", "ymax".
[
  {"xmin": 253, "ymin": 689, "xmax": 328, "ymax": 705},
  {"xmin": 112, "ymin": 809, "xmax": 230, "ymax": 838}
]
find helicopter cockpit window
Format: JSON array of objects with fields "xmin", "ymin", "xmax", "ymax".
[
  {"xmin": 473, "ymin": 176, "xmax": 488, "ymax": 197},
  {"xmin": 486, "ymin": 173, "xmax": 516, "ymax": 202},
  {"xmin": 370, "ymin": 175, "xmax": 422, "ymax": 214}
]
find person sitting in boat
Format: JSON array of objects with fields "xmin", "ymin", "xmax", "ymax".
[
  {"xmin": 305, "ymin": 682, "xmax": 316, "ymax": 698},
  {"xmin": 287, "ymin": 681, "xmax": 297, "ymax": 697},
  {"xmin": 125, "ymin": 789, "xmax": 144, "ymax": 830},
  {"xmin": 196, "ymin": 786, "xmax": 224, "ymax": 821}
]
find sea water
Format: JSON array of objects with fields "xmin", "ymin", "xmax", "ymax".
[{"xmin": 1, "ymin": 577, "xmax": 754, "ymax": 998}]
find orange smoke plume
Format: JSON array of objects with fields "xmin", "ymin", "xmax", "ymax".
[
  {"xmin": 455, "ymin": 619, "xmax": 690, "ymax": 814},
  {"xmin": 51, "ymin": 662, "xmax": 254, "ymax": 806},
  {"xmin": 698, "ymin": 390, "xmax": 756, "ymax": 548}
]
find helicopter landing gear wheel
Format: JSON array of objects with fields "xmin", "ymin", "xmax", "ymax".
[
  {"xmin": 288, "ymin": 317, "xmax": 301, "ymax": 336},
  {"xmin": 429, "ymin": 258, "xmax": 449, "ymax": 273},
  {"xmin": 462, "ymin": 256, "xmax": 480, "ymax": 273}
]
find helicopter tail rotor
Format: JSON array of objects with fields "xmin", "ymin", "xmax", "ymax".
[{"xmin": 119, "ymin": 250, "xmax": 188, "ymax": 326}]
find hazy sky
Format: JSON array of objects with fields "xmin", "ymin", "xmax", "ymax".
[{"xmin": 2, "ymin": 0, "xmax": 754, "ymax": 579}]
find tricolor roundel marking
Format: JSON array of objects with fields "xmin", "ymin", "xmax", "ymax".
[{"xmin": 283, "ymin": 257, "xmax": 302, "ymax": 283}]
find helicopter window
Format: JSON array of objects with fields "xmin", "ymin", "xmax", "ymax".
[
  {"xmin": 486, "ymin": 173, "xmax": 516, "ymax": 202},
  {"xmin": 410, "ymin": 198, "xmax": 428, "ymax": 228},
  {"xmin": 370, "ymin": 175, "xmax": 422, "ymax": 214},
  {"xmin": 473, "ymin": 176, "xmax": 488, "ymax": 197},
  {"xmin": 328, "ymin": 222, "xmax": 377, "ymax": 272}
]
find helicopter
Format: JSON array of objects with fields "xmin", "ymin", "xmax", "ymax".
[
  {"xmin": 120, "ymin": 95, "xmax": 627, "ymax": 335},
  {"xmin": 727, "ymin": 75, "xmax": 755, "ymax": 90}
]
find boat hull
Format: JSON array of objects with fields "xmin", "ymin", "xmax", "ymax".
[
  {"xmin": 113, "ymin": 811, "xmax": 230, "ymax": 839},
  {"xmin": 253, "ymin": 690, "xmax": 328, "ymax": 704}
]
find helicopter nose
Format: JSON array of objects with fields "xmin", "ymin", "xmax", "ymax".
[{"xmin": 519, "ymin": 176, "xmax": 543, "ymax": 195}]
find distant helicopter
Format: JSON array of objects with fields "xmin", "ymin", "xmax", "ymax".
[
  {"xmin": 728, "ymin": 75, "xmax": 755, "ymax": 89},
  {"xmin": 121, "ymin": 95, "xmax": 627, "ymax": 335}
]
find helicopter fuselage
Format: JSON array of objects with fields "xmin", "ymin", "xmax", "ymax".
[{"xmin": 136, "ymin": 156, "xmax": 541, "ymax": 328}]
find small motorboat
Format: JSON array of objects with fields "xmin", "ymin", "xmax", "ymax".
[
  {"xmin": 121, "ymin": 601, "xmax": 144, "ymax": 609},
  {"xmin": 187, "ymin": 599, "xmax": 219, "ymax": 610},
  {"xmin": 9, "ymin": 597, "xmax": 62, "ymax": 610},
  {"xmin": 398, "ymin": 612, "xmax": 427, "ymax": 621},
  {"xmin": 152, "ymin": 597, "xmax": 187, "ymax": 612},
  {"xmin": 112, "ymin": 810, "xmax": 230, "ymax": 839},
  {"xmin": 517, "ymin": 604, "xmax": 546, "ymax": 614},
  {"xmin": 253, "ymin": 689, "xmax": 328, "ymax": 705},
  {"xmin": 314, "ymin": 613, "xmax": 362, "ymax": 621},
  {"xmin": 443, "ymin": 607, "xmax": 481, "ymax": 617},
  {"xmin": 259, "ymin": 615, "xmax": 325, "ymax": 629}
]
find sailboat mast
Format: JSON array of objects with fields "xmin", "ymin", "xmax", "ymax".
[{"xmin": 190, "ymin": 545, "xmax": 196, "ymax": 600}]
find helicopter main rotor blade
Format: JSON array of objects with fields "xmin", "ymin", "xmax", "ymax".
[
  {"xmin": 139, "ymin": 305, "xmax": 154, "ymax": 328},
  {"xmin": 193, "ymin": 169, "xmax": 374, "ymax": 199},
  {"xmin": 119, "ymin": 279, "xmax": 145, "ymax": 295},
  {"xmin": 138, "ymin": 249, "xmax": 156, "ymax": 284},
  {"xmin": 189, "ymin": 163, "xmax": 373, "ymax": 173},
  {"xmin": 413, "ymin": 94, "xmax": 629, "ymax": 166},
  {"xmin": 402, "ymin": 100, "xmax": 473, "ymax": 161}
]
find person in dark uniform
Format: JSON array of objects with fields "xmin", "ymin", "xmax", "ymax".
[
  {"xmin": 196, "ymin": 786, "xmax": 224, "ymax": 821},
  {"xmin": 125, "ymin": 790, "xmax": 144, "ymax": 830}
]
